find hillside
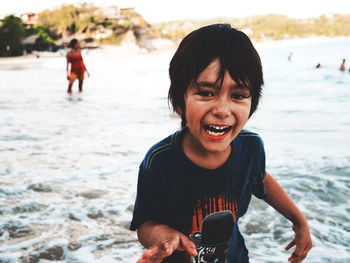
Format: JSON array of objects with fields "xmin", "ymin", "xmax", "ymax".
[
  {"xmin": 153, "ymin": 14, "xmax": 350, "ymax": 41},
  {"xmin": 1, "ymin": 3, "xmax": 350, "ymax": 57},
  {"xmin": 34, "ymin": 3, "xmax": 161, "ymax": 48}
]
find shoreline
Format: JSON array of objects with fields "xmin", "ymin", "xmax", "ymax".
[
  {"xmin": 253, "ymin": 35, "xmax": 350, "ymax": 48},
  {"xmin": 1, "ymin": 36, "xmax": 349, "ymax": 66}
]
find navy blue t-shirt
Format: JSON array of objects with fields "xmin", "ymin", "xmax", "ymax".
[{"xmin": 130, "ymin": 129, "xmax": 267, "ymax": 263}]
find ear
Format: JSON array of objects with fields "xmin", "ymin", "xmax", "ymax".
[{"xmin": 175, "ymin": 107, "xmax": 183, "ymax": 115}]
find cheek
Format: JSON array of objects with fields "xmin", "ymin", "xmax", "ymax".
[
  {"xmin": 237, "ymin": 102, "xmax": 251, "ymax": 123},
  {"xmin": 184, "ymin": 103, "xmax": 202, "ymax": 128},
  {"xmin": 242, "ymin": 107, "xmax": 251, "ymax": 118}
]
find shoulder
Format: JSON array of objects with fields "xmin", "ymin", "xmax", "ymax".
[
  {"xmin": 141, "ymin": 131, "xmax": 181, "ymax": 172},
  {"xmin": 66, "ymin": 50, "xmax": 72, "ymax": 58},
  {"xmin": 235, "ymin": 129, "xmax": 264, "ymax": 152},
  {"xmin": 238, "ymin": 129, "xmax": 263, "ymax": 142}
]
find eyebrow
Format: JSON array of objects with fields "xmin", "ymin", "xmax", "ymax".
[
  {"xmin": 196, "ymin": 81, "xmax": 217, "ymax": 88},
  {"xmin": 196, "ymin": 81, "xmax": 249, "ymax": 91}
]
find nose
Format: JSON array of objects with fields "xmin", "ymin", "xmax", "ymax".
[{"xmin": 212, "ymin": 97, "xmax": 230, "ymax": 119}]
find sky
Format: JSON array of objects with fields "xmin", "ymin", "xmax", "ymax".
[{"xmin": 1, "ymin": 0, "xmax": 350, "ymax": 23}]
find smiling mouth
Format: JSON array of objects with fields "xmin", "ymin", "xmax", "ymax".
[{"xmin": 204, "ymin": 125, "xmax": 232, "ymax": 137}]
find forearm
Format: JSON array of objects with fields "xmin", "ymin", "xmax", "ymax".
[
  {"xmin": 263, "ymin": 173, "xmax": 308, "ymax": 227},
  {"xmin": 264, "ymin": 173, "xmax": 313, "ymax": 262},
  {"xmin": 66, "ymin": 55, "xmax": 70, "ymax": 74}
]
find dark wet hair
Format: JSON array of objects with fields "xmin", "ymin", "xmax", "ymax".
[
  {"xmin": 168, "ymin": 24, "xmax": 264, "ymax": 129},
  {"xmin": 69, "ymin": 38, "xmax": 78, "ymax": 48}
]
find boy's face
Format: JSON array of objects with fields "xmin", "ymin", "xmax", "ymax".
[{"xmin": 178, "ymin": 59, "xmax": 252, "ymax": 157}]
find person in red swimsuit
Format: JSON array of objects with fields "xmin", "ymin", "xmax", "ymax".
[
  {"xmin": 66, "ymin": 39, "xmax": 90, "ymax": 93},
  {"xmin": 340, "ymin": 58, "xmax": 346, "ymax": 72}
]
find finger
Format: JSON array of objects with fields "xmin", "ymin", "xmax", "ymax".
[
  {"xmin": 288, "ymin": 252, "xmax": 300, "ymax": 263},
  {"xmin": 288, "ymin": 254, "xmax": 302, "ymax": 262},
  {"xmin": 288, "ymin": 247, "xmax": 306, "ymax": 263},
  {"xmin": 295, "ymin": 243, "xmax": 312, "ymax": 263},
  {"xmin": 136, "ymin": 256, "xmax": 148, "ymax": 263},
  {"xmin": 137, "ymin": 250, "xmax": 154, "ymax": 263},
  {"xmin": 137, "ymin": 256, "xmax": 162, "ymax": 263},
  {"xmin": 141, "ymin": 246, "xmax": 160, "ymax": 260},
  {"xmin": 288, "ymin": 240, "xmax": 313, "ymax": 263},
  {"xmin": 137, "ymin": 246, "xmax": 165, "ymax": 263},
  {"xmin": 288, "ymin": 254, "xmax": 306, "ymax": 263},
  {"xmin": 162, "ymin": 242, "xmax": 175, "ymax": 255},
  {"xmin": 285, "ymin": 239, "xmax": 296, "ymax": 250},
  {"xmin": 291, "ymin": 247, "xmax": 302, "ymax": 260},
  {"xmin": 180, "ymin": 236, "xmax": 198, "ymax": 256},
  {"xmin": 160, "ymin": 241, "xmax": 180, "ymax": 259}
]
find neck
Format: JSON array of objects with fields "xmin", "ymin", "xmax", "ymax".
[{"xmin": 181, "ymin": 130, "xmax": 231, "ymax": 170}]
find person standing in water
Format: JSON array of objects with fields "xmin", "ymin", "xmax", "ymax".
[
  {"xmin": 340, "ymin": 59, "xmax": 346, "ymax": 72},
  {"xmin": 66, "ymin": 39, "xmax": 90, "ymax": 93}
]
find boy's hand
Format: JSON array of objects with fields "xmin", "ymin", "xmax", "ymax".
[
  {"xmin": 136, "ymin": 223, "xmax": 197, "ymax": 263},
  {"xmin": 285, "ymin": 224, "xmax": 312, "ymax": 263},
  {"xmin": 137, "ymin": 245, "xmax": 169, "ymax": 263}
]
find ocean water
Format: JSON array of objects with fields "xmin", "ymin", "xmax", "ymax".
[{"xmin": 0, "ymin": 39, "xmax": 349, "ymax": 263}]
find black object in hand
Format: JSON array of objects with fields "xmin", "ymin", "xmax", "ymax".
[{"xmin": 190, "ymin": 210, "xmax": 234, "ymax": 263}]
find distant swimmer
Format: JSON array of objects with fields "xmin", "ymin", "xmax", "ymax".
[
  {"xmin": 66, "ymin": 39, "xmax": 90, "ymax": 93},
  {"xmin": 340, "ymin": 59, "xmax": 346, "ymax": 71},
  {"xmin": 315, "ymin": 63, "xmax": 321, "ymax": 69}
]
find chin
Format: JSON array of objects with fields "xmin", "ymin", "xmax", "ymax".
[{"xmin": 202, "ymin": 141, "xmax": 232, "ymax": 154}]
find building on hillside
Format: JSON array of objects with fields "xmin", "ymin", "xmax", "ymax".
[
  {"xmin": 20, "ymin": 13, "xmax": 38, "ymax": 27},
  {"xmin": 100, "ymin": 6, "xmax": 121, "ymax": 20}
]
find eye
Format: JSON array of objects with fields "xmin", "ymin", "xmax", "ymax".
[
  {"xmin": 231, "ymin": 92, "xmax": 250, "ymax": 100},
  {"xmin": 197, "ymin": 90, "xmax": 215, "ymax": 97}
]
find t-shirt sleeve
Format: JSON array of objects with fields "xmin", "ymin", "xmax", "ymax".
[
  {"xmin": 249, "ymin": 136, "xmax": 267, "ymax": 199},
  {"xmin": 129, "ymin": 162, "xmax": 163, "ymax": 231}
]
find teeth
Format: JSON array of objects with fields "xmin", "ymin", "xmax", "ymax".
[
  {"xmin": 209, "ymin": 125, "xmax": 229, "ymax": 130},
  {"xmin": 205, "ymin": 125, "xmax": 231, "ymax": 137},
  {"xmin": 207, "ymin": 130, "xmax": 225, "ymax": 136}
]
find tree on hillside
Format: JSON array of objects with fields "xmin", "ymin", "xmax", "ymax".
[
  {"xmin": 0, "ymin": 15, "xmax": 25, "ymax": 56},
  {"xmin": 37, "ymin": 4, "xmax": 105, "ymax": 38}
]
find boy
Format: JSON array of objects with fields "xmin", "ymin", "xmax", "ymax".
[{"xmin": 130, "ymin": 24, "xmax": 312, "ymax": 263}]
